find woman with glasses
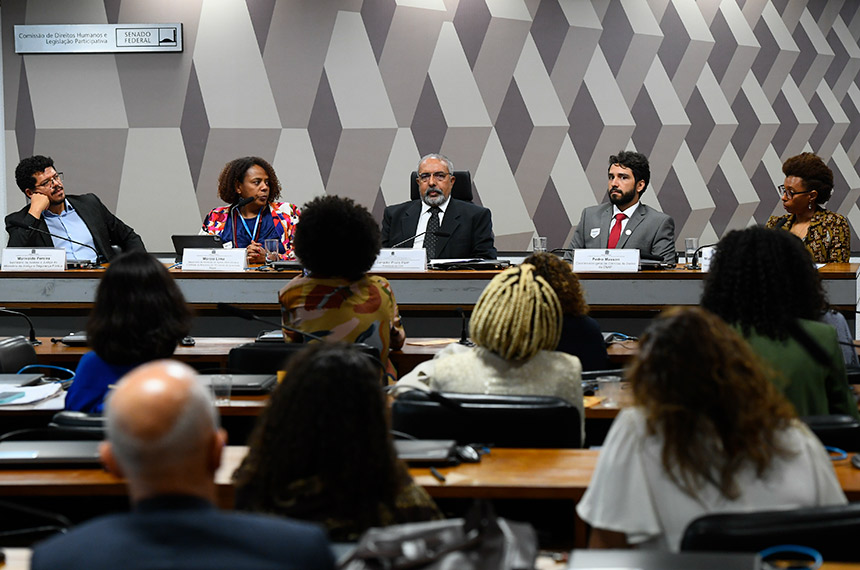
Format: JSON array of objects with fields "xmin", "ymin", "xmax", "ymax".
[
  {"xmin": 202, "ymin": 156, "xmax": 300, "ymax": 265},
  {"xmin": 766, "ymin": 152, "xmax": 850, "ymax": 263}
]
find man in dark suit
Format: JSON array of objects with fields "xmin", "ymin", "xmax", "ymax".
[
  {"xmin": 5, "ymin": 155, "xmax": 144, "ymax": 262},
  {"xmin": 32, "ymin": 360, "xmax": 335, "ymax": 570},
  {"xmin": 565, "ymin": 150, "xmax": 675, "ymax": 264},
  {"xmin": 381, "ymin": 154, "xmax": 497, "ymax": 259}
]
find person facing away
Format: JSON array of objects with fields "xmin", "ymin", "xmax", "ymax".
[
  {"xmin": 233, "ymin": 343, "xmax": 442, "ymax": 541},
  {"xmin": 577, "ymin": 307, "xmax": 846, "ymax": 551},
  {"xmin": 6, "ymin": 154, "xmax": 145, "ymax": 262},
  {"xmin": 381, "ymin": 153, "xmax": 497, "ymax": 259},
  {"xmin": 33, "ymin": 360, "xmax": 335, "ymax": 570},
  {"xmin": 565, "ymin": 150, "xmax": 675, "ymax": 264}
]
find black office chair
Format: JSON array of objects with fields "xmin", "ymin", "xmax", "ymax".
[
  {"xmin": 409, "ymin": 170, "xmax": 473, "ymax": 202},
  {"xmin": 680, "ymin": 503, "xmax": 860, "ymax": 561},
  {"xmin": 0, "ymin": 500, "xmax": 71, "ymax": 547},
  {"xmin": 0, "ymin": 335, "xmax": 37, "ymax": 373},
  {"xmin": 49, "ymin": 411, "xmax": 106, "ymax": 437},
  {"xmin": 801, "ymin": 415, "xmax": 860, "ymax": 451},
  {"xmin": 391, "ymin": 390, "xmax": 581, "ymax": 448}
]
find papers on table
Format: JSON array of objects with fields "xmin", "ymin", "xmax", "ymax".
[{"xmin": 0, "ymin": 383, "xmax": 63, "ymax": 406}]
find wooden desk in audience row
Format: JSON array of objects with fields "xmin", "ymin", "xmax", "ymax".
[{"xmin": 2, "ymin": 263, "xmax": 857, "ymax": 314}]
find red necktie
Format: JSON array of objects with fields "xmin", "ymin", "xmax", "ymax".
[{"xmin": 607, "ymin": 213, "xmax": 626, "ymax": 248}]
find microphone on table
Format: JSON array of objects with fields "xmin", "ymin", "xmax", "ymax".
[
  {"xmin": 0, "ymin": 307, "xmax": 41, "ymax": 345},
  {"xmin": 389, "ymin": 230, "xmax": 451, "ymax": 249},
  {"xmin": 7, "ymin": 219, "xmax": 102, "ymax": 267},
  {"xmin": 232, "ymin": 196, "xmax": 256, "ymax": 210},
  {"xmin": 456, "ymin": 307, "xmax": 475, "ymax": 347},
  {"xmin": 688, "ymin": 243, "xmax": 718, "ymax": 270},
  {"xmin": 217, "ymin": 302, "xmax": 325, "ymax": 343}
]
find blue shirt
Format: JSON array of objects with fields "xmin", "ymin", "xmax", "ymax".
[
  {"xmin": 220, "ymin": 206, "xmax": 283, "ymax": 253},
  {"xmin": 43, "ymin": 200, "xmax": 98, "ymax": 261},
  {"xmin": 65, "ymin": 351, "xmax": 136, "ymax": 413}
]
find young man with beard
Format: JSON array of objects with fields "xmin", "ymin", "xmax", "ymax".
[
  {"xmin": 381, "ymin": 153, "xmax": 497, "ymax": 259},
  {"xmin": 566, "ymin": 150, "xmax": 675, "ymax": 264}
]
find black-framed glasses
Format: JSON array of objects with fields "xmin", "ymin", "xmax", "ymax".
[
  {"xmin": 776, "ymin": 184, "xmax": 811, "ymax": 199},
  {"xmin": 418, "ymin": 171, "xmax": 451, "ymax": 183},
  {"xmin": 35, "ymin": 172, "xmax": 63, "ymax": 189}
]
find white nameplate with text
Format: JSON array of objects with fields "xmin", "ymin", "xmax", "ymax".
[
  {"xmin": 181, "ymin": 248, "xmax": 247, "ymax": 272},
  {"xmin": 573, "ymin": 249, "xmax": 640, "ymax": 273},
  {"xmin": 1, "ymin": 248, "xmax": 66, "ymax": 271},
  {"xmin": 371, "ymin": 249, "xmax": 427, "ymax": 272},
  {"xmin": 15, "ymin": 24, "xmax": 183, "ymax": 54}
]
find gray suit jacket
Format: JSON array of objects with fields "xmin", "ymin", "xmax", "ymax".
[{"xmin": 566, "ymin": 202, "xmax": 675, "ymax": 264}]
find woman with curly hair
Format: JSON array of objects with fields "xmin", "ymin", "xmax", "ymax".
[
  {"xmin": 65, "ymin": 251, "xmax": 192, "ymax": 412},
  {"xmin": 525, "ymin": 252, "xmax": 609, "ymax": 370},
  {"xmin": 201, "ymin": 156, "xmax": 300, "ymax": 264},
  {"xmin": 233, "ymin": 343, "xmax": 441, "ymax": 541},
  {"xmin": 701, "ymin": 226, "xmax": 858, "ymax": 418},
  {"xmin": 279, "ymin": 195, "xmax": 405, "ymax": 379},
  {"xmin": 766, "ymin": 152, "xmax": 850, "ymax": 262},
  {"xmin": 577, "ymin": 307, "xmax": 846, "ymax": 551}
]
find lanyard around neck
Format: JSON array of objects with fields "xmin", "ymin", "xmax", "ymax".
[{"xmin": 232, "ymin": 206, "xmax": 263, "ymax": 245}]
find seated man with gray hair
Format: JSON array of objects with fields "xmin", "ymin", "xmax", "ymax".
[{"xmin": 32, "ymin": 360, "xmax": 335, "ymax": 570}]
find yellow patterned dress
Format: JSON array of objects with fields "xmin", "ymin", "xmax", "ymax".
[
  {"xmin": 278, "ymin": 274, "xmax": 405, "ymax": 379},
  {"xmin": 766, "ymin": 208, "xmax": 851, "ymax": 263}
]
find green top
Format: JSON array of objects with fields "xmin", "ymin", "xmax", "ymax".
[{"xmin": 741, "ymin": 319, "xmax": 859, "ymax": 419}]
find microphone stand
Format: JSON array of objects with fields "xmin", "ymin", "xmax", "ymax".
[
  {"xmin": 0, "ymin": 307, "xmax": 41, "ymax": 345},
  {"xmin": 7, "ymin": 220, "xmax": 102, "ymax": 268},
  {"xmin": 217, "ymin": 302, "xmax": 324, "ymax": 342},
  {"xmin": 456, "ymin": 307, "xmax": 475, "ymax": 347}
]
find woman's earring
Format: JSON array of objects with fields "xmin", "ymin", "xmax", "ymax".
[{"xmin": 808, "ymin": 201, "xmax": 813, "ymax": 210}]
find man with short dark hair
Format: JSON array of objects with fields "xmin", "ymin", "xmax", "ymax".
[
  {"xmin": 566, "ymin": 150, "xmax": 675, "ymax": 264},
  {"xmin": 32, "ymin": 360, "xmax": 335, "ymax": 570},
  {"xmin": 5, "ymin": 155, "xmax": 144, "ymax": 262},
  {"xmin": 381, "ymin": 153, "xmax": 497, "ymax": 259}
]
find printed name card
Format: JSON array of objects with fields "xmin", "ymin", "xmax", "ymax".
[
  {"xmin": 371, "ymin": 249, "xmax": 427, "ymax": 272},
  {"xmin": 1, "ymin": 247, "xmax": 66, "ymax": 271},
  {"xmin": 181, "ymin": 248, "xmax": 247, "ymax": 272},
  {"xmin": 573, "ymin": 249, "xmax": 640, "ymax": 273}
]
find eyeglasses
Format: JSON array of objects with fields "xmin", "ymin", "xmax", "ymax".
[
  {"xmin": 776, "ymin": 184, "xmax": 811, "ymax": 199},
  {"xmin": 35, "ymin": 172, "xmax": 63, "ymax": 189},
  {"xmin": 418, "ymin": 172, "xmax": 451, "ymax": 183}
]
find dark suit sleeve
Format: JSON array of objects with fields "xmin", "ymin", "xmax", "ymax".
[
  {"xmin": 471, "ymin": 206, "xmax": 497, "ymax": 259},
  {"xmin": 565, "ymin": 209, "xmax": 588, "ymax": 261},
  {"xmin": 82, "ymin": 194, "xmax": 146, "ymax": 256},
  {"xmin": 651, "ymin": 214, "xmax": 676, "ymax": 264},
  {"xmin": 5, "ymin": 211, "xmax": 49, "ymax": 247},
  {"xmin": 381, "ymin": 206, "xmax": 393, "ymax": 247}
]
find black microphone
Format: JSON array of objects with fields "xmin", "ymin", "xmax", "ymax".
[
  {"xmin": 389, "ymin": 230, "xmax": 451, "ymax": 249},
  {"xmin": 773, "ymin": 217, "xmax": 789, "ymax": 230},
  {"xmin": 456, "ymin": 307, "xmax": 475, "ymax": 347},
  {"xmin": 689, "ymin": 242, "xmax": 718, "ymax": 270},
  {"xmin": 232, "ymin": 196, "xmax": 256, "ymax": 210},
  {"xmin": 7, "ymin": 219, "xmax": 102, "ymax": 266},
  {"xmin": 217, "ymin": 302, "xmax": 325, "ymax": 343},
  {"xmin": 0, "ymin": 307, "xmax": 41, "ymax": 345}
]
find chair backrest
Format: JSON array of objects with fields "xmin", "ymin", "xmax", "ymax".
[
  {"xmin": 227, "ymin": 342, "xmax": 309, "ymax": 374},
  {"xmin": 49, "ymin": 411, "xmax": 106, "ymax": 437},
  {"xmin": 801, "ymin": 414, "xmax": 860, "ymax": 451},
  {"xmin": 409, "ymin": 170, "xmax": 473, "ymax": 202},
  {"xmin": 391, "ymin": 390, "xmax": 581, "ymax": 448},
  {"xmin": 0, "ymin": 336, "xmax": 37, "ymax": 374},
  {"xmin": 681, "ymin": 503, "xmax": 860, "ymax": 561}
]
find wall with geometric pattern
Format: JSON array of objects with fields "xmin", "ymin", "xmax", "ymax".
[{"xmin": 4, "ymin": 0, "xmax": 860, "ymax": 254}]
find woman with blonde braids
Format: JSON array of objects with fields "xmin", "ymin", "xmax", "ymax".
[{"xmin": 396, "ymin": 264, "xmax": 584, "ymax": 437}]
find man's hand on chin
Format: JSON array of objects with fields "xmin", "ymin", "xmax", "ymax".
[{"xmin": 27, "ymin": 192, "xmax": 50, "ymax": 218}]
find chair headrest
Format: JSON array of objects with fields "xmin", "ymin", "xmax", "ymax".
[{"xmin": 409, "ymin": 170, "xmax": 473, "ymax": 202}]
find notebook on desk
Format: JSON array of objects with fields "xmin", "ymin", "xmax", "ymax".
[
  {"xmin": 171, "ymin": 234, "xmax": 223, "ymax": 262},
  {"xmin": 197, "ymin": 374, "xmax": 277, "ymax": 395},
  {"xmin": 0, "ymin": 440, "xmax": 101, "ymax": 467}
]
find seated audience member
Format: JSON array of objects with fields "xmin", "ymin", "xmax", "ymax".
[
  {"xmin": 381, "ymin": 153, "xmax": 497, "ymax": 259},
  {"xmin": 565, "ymin": 150, "xmax": 675, "ymax": 264},
  {"xmin": 6, "ymin": 155, "xmax": 145, "ymax": 262},
  {"xmin": 33, "ymin": 360, "xmax": 335, "ymax": 570},
  {"xmin": 525, "ymin": 252, "xmax": 609, "ymax": 371},
  {"xmin": 202, "ymin": 156, "xmax": 300, "ymax": 264},
  {"xmin": 280, "ymin": 195, "xmax": 405, "ymax": 379},
  {"xmin": 396, "ymin": 264, "xmax": 584, "ymax": 438},
  {"xmin": 701, "ymin": 226, "xmax": 858, "ymax": 418},
  {"xmin": 65, "ymin": 251, "xmax": 191, "ymax": 413},
  {"xmin": 766, "ymin": 152, "xmax": 850, "ymax": 263},
  {"xmin": 233, "ymin": 343, "xmax": 441, "ymax": 541},
  {"xmin": 577, "ymin": 307, "xmax": 846, "ymax": 552}
]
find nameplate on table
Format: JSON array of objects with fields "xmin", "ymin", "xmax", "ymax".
[
  {"xmin": 181, "ymin": 248, "xmax": 247, "ymax": 272},
  {"xmin": 573, "ymin": 249, "xmax": 640, "ymax": 273},
  {"xmin": 371, "ymin": 249, "xmax": 426, "ymax": 272},
  {"xmin": 1, "ymin": 247, "xmax": 66, "ymax": 271}
]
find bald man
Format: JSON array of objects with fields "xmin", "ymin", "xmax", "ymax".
[{"xmin": 32, "ymin": 360, "xmax": 335, "ymax": 570}]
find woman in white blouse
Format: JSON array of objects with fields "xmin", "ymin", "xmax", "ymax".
[{"xmin": 577, "ymin": 307, "xmax": 846, "ymax": 551}]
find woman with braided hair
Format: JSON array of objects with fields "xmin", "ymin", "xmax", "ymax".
[{"xmin": 396, "ymin": 264, "xmax": 584, "ymax": 438}]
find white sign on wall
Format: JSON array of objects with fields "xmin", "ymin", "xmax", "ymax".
[{"xmin": 15, "ymin": 24, "xmax": 183, "ymax": 54}]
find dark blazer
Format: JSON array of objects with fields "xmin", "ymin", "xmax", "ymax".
[
  {"xmin": 565, "ymin": 202, "xmax": 675, "ymax": 264},
  {"xmin": 32, "ymin": 495, "xmax": 336, "ymax": 570},
  {"xmin": 381, "ymin": 198, "xmax": 497, "ymax": 259},
  {"xmin": 5, "ymin": 193, "xmax": 145, "ymax": 261}
]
